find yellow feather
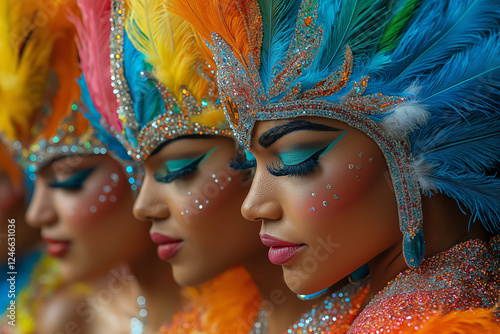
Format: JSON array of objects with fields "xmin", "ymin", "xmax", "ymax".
[
  {"xmin": 126, "ymin": 0, "xmax": 207, "ymax": 102},
  {"xmin": 0, "ymin": 0, "xmax": 81, "ymax": 145},
  {"xmin": 126, "ymin": 0, "xmax": 226, "ymax": 129},
  {"xmin": 0, "ymin": 0, "xmax": 52, "ymax": 142}
]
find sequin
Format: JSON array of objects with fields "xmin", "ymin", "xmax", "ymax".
[
  {"xmin": 287, "ymin": 281, "xmax": 369, "ymax": 334},
  {"xmin": 349, "ymin": 237, "xmax": 500, "ymax": 333}
]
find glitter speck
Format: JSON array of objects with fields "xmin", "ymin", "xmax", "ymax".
[
  {"xmin": 357, "ymin": 165, "xmax": 362, "ymax": 169},
  {"xmin": 358, "ymin": 152, "xmax": 363, "ymax": 157},
  {"xmin": 368, "ymin": 158, "xmax": 374, "ymax": 163},
  {"xmin": 198, "ymin": 205, "xmax": 203, "ymax": 209},
  {"xmin": 334, "ymin": 194, "xmax": 339, "ymax": 199},
  {"xmin": 310, "ymin": 207, "xmax": 316, "ymax": 212},
  {"xmin": 312, "ymin": 193, "xmax": 317, "ymax": 197},
  {"xmin": 326, "ymin": 184, "xmax": 332, "ymax": 189},
  {"xmin": 187, "ymin": 191, "xmax": 192, "ymax": 196},
  {"xmin": 110, "ymin": 195, "xmax": 117, "ymax": 202},
  {"xmin": 99, "ymin": 195, "xmax": 106, "ymax": 202},
  {"xmin": 111, "ymin": 173, "xmax": 119, "ymax": 182},
  {"xmin": 323, "ymin": 201, "xmax": 328, "ymax": 206},
  {"xmin": 89, "ymin": 206, "xmax": 97, "ymax": 213},
  {"xmin": 348, "ymin": 164, "xmax": 354, "ymax": 169},
  {"xmin": 103, "ymin": 185, "xmax": 112, "ymax": 193}
]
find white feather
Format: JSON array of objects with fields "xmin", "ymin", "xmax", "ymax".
[{"xmin": 380, "ymin": 97, "xmax": 430, "ymax": 139}]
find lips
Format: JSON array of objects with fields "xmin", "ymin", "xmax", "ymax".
[
  {"xmin": 150, "ymin": 232, "xmax": 183, "ymax": 261},
  {"xmin": 260, "ymin": 233, "xmax": 305, "ymax": 265},
  {"xmin": 43, "ymin": 237, "xmax": 71, "ymax": 258}
]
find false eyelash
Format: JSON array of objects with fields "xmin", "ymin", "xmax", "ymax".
[
  {"xmin": 267, "ymin": 158, "xmax": 319, "ymax": 177},
  {"xmin": 154, "ymin": 155, "xmax": 204, "ymax": 184},
  {"xmin": 267, "ymin": 145, "xmax": 328, "ymax": 177},
  {"xmin": 229, "ymin": 155, "xmax": 257, "ymax": 170},
  {"xmin": 49, "ymin": 167, "xmax": 96, "ymax": 190}
]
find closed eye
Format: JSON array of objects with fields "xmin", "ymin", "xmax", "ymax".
[
  {"xmin": 49, "ymin": 167, "xmax": 97, "ymax": 190},
  {"xmin": 154, "ymin": 146, "xmax": 217, "ymax": 183},
  {"xmin": 266, "ymin": 130, "xmax": 347, "ymax": 177}
]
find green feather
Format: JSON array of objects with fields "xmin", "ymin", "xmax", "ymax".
[{"xmin": 378, "ymin": 0, "xmax": 421, "ymax": 52}]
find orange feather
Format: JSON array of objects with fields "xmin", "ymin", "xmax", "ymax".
[{"xmin": 165, "ymin": 0, "xmax": 255, "ymax": 67}]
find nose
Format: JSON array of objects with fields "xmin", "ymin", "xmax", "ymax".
[
  {"xmin": 241, "ymin": 166, "xmax": 282, "ymax": 222},
  {"xmin": 133, "ymin": 174, "xmax": 170, "ymax": 222},
  {"xmin": 25, "ymin": 180, "xmax": 57, "ymax": 228}
]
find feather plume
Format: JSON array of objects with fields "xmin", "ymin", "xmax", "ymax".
[
  {"xmin": 126, "ymin": 0, "xmax": 207, "ymax": 103},
  {"xmin": 42, "ymin": 0, "xmax": 82, "ymax": 139},
  {"xmin": 298, "ymin": 0, "xmax": 394, "ymax": 91},
  {"xmin": 78, "ymin": 76, "xmax": 130, "ymax": 161},
  {"xmin": 166, "ymin": 0, "xmax": 254, "ymax": 68},
  {"xmin": 377, "ymin": 0, "xmax": 421, "ymax": 52},
  {"xmin": 384, "ymin": 0, "xmax": 500, "ymax": 82},
  {"xmin": 258, "ymin": 0, "xmax": 301, "ymax": 90},
  {"xmin": 70, "ymin": 0, "xmax": 121, "ymax": 132},
  {"xmin": 122, "ymin": 31, "xmax": 165, "ymax": 129},
  {"xmin": 0, "ymin": 0, "xmax": 52, "ymax": 142}
]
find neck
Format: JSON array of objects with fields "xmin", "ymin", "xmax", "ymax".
[
  {"xmin": 367, "ymin": 194, "xmax": 491, "ymax": 305},
  {"xmin": 129, "ymin": 248, "xmax": 183, "ymax": 333},
  {"xmin": 243, "ymin": 250, "xmax": 317, "ymax": 334}
]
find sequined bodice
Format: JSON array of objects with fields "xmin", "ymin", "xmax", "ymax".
[
  {"xmin": 286, "ymin": 280, "xmax": 370, "ymax": 334},
  {"xmin": 348, "ymin": 236, "xmax": 500, "ymax": 333}
]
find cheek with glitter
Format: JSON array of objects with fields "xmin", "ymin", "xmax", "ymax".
[
  {"xmin": 59, "ymin": 169, "xmax": 128, "ymax": 225},
  {"xmin": 179, "ymin": 169, "xmax": 236, "ymax": 219},
  {"xmin": 295, "ymin": 152, "xmax": 381, "ymax": 218}
]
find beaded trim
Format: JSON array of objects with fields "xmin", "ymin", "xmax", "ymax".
[
  {"xmin": 109, "ymin": 0, "xmax": 230, "ymax": 162},
  {"xmin": 2, "ymin": 108, "xmax": 142, "ymax": 193}
]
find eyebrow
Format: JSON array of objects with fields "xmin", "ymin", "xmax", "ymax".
[
  {"xmin": 258, "ymin": 120, "xmax": 342, "ymax": 148},
  {"xmin": 150, "ymin": 134, "xmax": 213, "ymax": 157}
]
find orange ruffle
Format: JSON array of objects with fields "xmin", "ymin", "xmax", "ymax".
[
  {"xmin": 399, "ymin": 308, "xmax": 500, "ymax": 334},
  {"xmin": 158, "ymin": 265, "xmax": 260, "ymax": 334}
]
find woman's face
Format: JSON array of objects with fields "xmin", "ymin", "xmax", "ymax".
[
  {"xmin": 242, "ymin": 117, "xmax": 401, "ymax": 295},
  {"xmin": 134, "ymin": 136, "xmax": 265, "ymax": 286},
  {"xmin": 25, "ymin": 154, "xmax": 153, "ymax": 281}
]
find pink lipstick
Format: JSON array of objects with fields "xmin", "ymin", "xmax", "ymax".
[
  {"xmin": 260, "ymin": 234, "xmax": 305, "ymax": 265},
  {"xmin": 150, "ymin": 233, "xmax": 183, "ymax": 261},
  {"xmin": 43, "ymin": 237, "xmax": 71, "ymax": 258}
]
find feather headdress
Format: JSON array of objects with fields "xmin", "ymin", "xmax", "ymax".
[
  {"xmin": 0, "ymin": 0, "xmax": 105, "ymax": 179},
  {"xmin": 169, "ymin": 0, "xmax": 500, "ymax": 268},
  {"xmin": 65, "ymin": 0, "xmax": 144, "ymax": 192},
  {"xmin": 106, "ymin": 0, "xmax": 230, "ymax": 162}
]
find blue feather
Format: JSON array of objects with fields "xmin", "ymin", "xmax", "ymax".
[
  {"xmin": 424, "ymin": 170, "xmax": 500, "ymax": 233},
  {"xmin": 298, "ymin": 0, "xmax": 394, "ymax": 91},
  {"xmin": 78, "ymin": 75, "xmax": 132, "ymax": 161},
  {"xmin": 123, "ymin": 32, "xmax": 165, "ymax": 128},
  {"xmin": 384, "ymin": 0, "xmax": 500, "ymax": 82},
  {"xmin": 258, "ymin": 0, "xmax": 302, "ymax": 91}
]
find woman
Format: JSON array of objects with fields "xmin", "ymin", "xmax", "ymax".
[
  {"xmin": 170, "ymin": 0, "xmax": 500, "ymax": 332},
  {"xmin": 95, "ymin": 0, "xmax": 372, "ymax": 333},
  {"xmin": 0, "ymin": 0, "xmax": 183, "ymax": 332}
]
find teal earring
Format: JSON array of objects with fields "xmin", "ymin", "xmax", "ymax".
[
  {"xmin": 348, "ymin": 264, "xmax": 369, "ymax": 284},
  {"xmin": 403, "ymin": 229, "xmax": 425, "ymax": 269}
]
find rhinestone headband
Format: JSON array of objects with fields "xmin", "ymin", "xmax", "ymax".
[{"xmin": 109, "ymin": 0, "xmax": 231, "ymax": 162}]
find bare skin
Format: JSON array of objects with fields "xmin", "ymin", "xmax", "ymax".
[
  {"xmin": 134, "ymin": 136, "xmax": 320, "ymax": 334},
  {"xmin": 242, "ymin": 116, "xmax": 490, "ymax": 306},
  {"xmin": 25, "ymin": 154, "xmax": 183, "ymax": 333}
]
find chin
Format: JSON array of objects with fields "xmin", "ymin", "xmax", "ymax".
[
  {"xmin": 171, "ymin": 264, "xmax": 220, "ymax": 287},
  {"xmin": 282, "ymin": 266, "xmax": 333, "ymax": 295}
]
